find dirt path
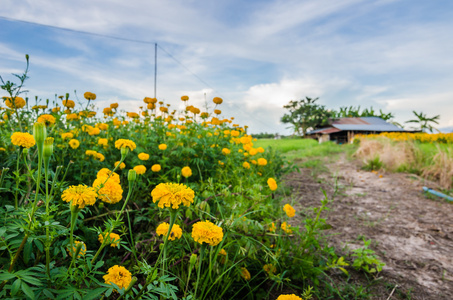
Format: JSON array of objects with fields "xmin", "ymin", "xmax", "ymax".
[{"xmin": 284, "ymin": 156, "xmax": 453, "ymax": 299}]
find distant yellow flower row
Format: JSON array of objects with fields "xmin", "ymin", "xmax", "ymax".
[{"xmin": 357, "ymin": 132, "xmax": 453, "ymax": 143}]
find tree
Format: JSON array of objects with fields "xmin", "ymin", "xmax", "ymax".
[
  {"xmin": 281, "ymin": 97, "xmax": 335, "ymax": 137},
  {"xmin": 405, "ymin": 111, "xmax": 440, "ymax": 133}
]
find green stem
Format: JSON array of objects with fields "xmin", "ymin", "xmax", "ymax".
[
  {"xmin": 195, "ymin": 244, "xmax": 206, "ymax": 299},
  {"xmin": 162, "ymin": 210, "xmax": 178, "ymax": 274},
  {"xmin": 90, "ymin": 178, "xmax": 135, "ymax": 265},
  {"xmin": 67, "ymin": 205, "xmax": 80, "ymax": 276},
  {"xmin": 14, "ymin": 149, "xmax": 20, "ymax": 209}
]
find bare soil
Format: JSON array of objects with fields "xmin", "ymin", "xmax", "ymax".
[{"xmin": 284, "ymin": 155, "xmax": 453, "ymax": 299}]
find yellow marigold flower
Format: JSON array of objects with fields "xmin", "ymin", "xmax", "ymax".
[
  {"xmin": 97, "ymin": 168, "xmax": 120, "ymax": 183},
  {"xmin": 103, "ymin": 107, "xmax": 112, "ymax": 115},
  {"xmin": 240, "ymin": 267, "xmax": 251, "ymax": 281},
  {"xmin": 191, "ymin": 220, "xmax": 223, "ymax": 246},
  {"xmin": 221, "ymin": 148, "xmax": 231, "ymax": 155},
  {"xmin": 84, "ymin": 91, "xmax": 97, "ymax": 100},
  {"xmin": 66, "ymin": 113, "xmax": 78, "ymax": 121},
  {"xmin": 93, "ymin": 177, "xmax": 123, "ymax": 204},
  {"xmin": 127, "ymin": 112, "xmax": 139, "ymax": 118},
  {"xmin": 281, "ymin": 222, "xmax": 292, "ymax": 234},
  {"xmin": 151, "ymin": 182, "xmax": 194, "ymax": 209},
  {"xmin": 251, "ymin": 160, "xmax": 257, "ymax": 165},
  {"xmin": 98, "ymin": 138, "xmax": 108, "ymax": 146},
  {"xmin": 267, "ymin": 178, "xmax": 278, "ymax": 191},
  {"xmin": 181, "ymin": 166, "xmax": 192, "ymax": 178},
  {"xmin": 151, "ymin": 164, "xmax": 161, "ymax": 172},
  {"xmin": 111, "ymin": 103, "xmax": 119, "ymax": 109},
  {"xmin": 103, "ymin": 265, "xmax": 132, "ymax": 290},
  {"xmin": 138, "ymin": 153, "xmax": 149, "ymax": 160},
  {"xmin": 37, "ymin": 114, "xmax": 56, "ymax": 126},
  {"xmin": 257, "ymin": 158, "xmax": 267, "ymax": 166},
  {"xmin": 11, "ymin": 132, "xmax": 35, "ymax": 148},
  {"xmin": 114, "ymin": 161, "xmax": 126, "ymax": 170},
  {"xmin": 263, "ymin": 264, "xmax": 276, "ymax": 275},
  {"xmin": 62, "ymin": 99, "xmax": 75, "ymax": 108},
  {"xmin": 283, "ymin": 204, "xmax": 296, "ymax": 218},
  {"xmin": 249, "ymin": 148, "xmax": 258, "ymax": 156},
  {"xmin": 147, "ymin": 103, "xmax": 156, "ymax": 110},
  {"xmin": 158, "ymin": 143, "xmax": 167, "ymax": 150},
  {"xmin": 68, "ymin": 241, "xmax": 86, "ymax": 258},
  {"xmin": 61, "ymin": 132, "xmax": 74, "ymax": 140},
  {"xmin": 160, "ymin": 106, "xmax": 168, "ymax": 113},
  {"xmin": 68, "ymin": 139, "xmax": 80, "ymax": 149},
  {"xmin": 214, "ymin": 109, "xmax": 221, "ymax": 115},
  {"xmin": 95, "ymin": 152, "xmax": 105, "ymax": 162},
  {"xmin": 61, "ymin": 185, "xmax": 97, "ymax": 209},
  {"xmin": 88, "ymin": 128, "xmax": 101, "ymax": 136},
  {"xmin": 156, "ymin": 222, "xmax": 183, "ymax": 240},
  {"xmin": 4, "ymin": 96, "xmax": 26, "ymax": 109},
  {"xmin": 181, "ymin": 95, "xmax": 189, "ymax": 101},
  {"xmin": 133, "ymin": 165, "xmax": 146, "ymax": 175},
  {"xmin": 115, "ymin": 139, "xmax": 136, "ymax": 151},
  {"xmin": 276, "ymin": 294, "xmax": 302, "ymax": 300},
  {"xmin": 268, "ymin": 222, "xmax": 276, "ymax": 233},
  {"xmin": 0, "ymin": 147, "xmax": 6, "ymax": 151},
  {"xmin": 213, "ymin": 97, "xmax": 223, "ymax": 105},
  {"xmin": 219, "ymin": 249, "xmax": 227, "ymax": 256},
  {"xmin": 86, "ymin": 150, "xmax": 97, "ymax": 157},
  {"xmin": 242, "ymin": 162, "xmax": 251, "ymax": 169},
  {"xmin": 98, "ymin": 232, "xmax": 121, "ymax": 247},
  {"xmin": 257, "ymin": 147, "xmax": 265, "ymax": 153},
  {"xmin": 231, "ymin": 130, "xmax": 240, "ymax": 137}
]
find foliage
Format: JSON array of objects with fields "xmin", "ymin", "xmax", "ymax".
[
  {"xmin": 351, "ymin": 239, "xmax": 385, "ymax": 274},
  {"xmin": 405, "ymin": 110, "xmax": 440, "ymax": 133},
  {"xmin": 334, "ymin": 105, "xmax": 394, "ymax": 121},
  {"xmin": 281, "ymin": 97, "xmax": 335, "ymax": 137},
  {"xmin": 0, "ymin": 56, "xmax": 354, "ymax": 299}
]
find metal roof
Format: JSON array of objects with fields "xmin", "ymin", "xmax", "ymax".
[
  {"xmin": 331, "ymin": 117, "xmax": 405, "ymax": 131},
  {"xmin": 307, "ymin": 117, "xmax": 407, "ymax": 134}
]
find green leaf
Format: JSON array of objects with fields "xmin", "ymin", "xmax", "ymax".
[
  {"xmin": 0, "ymin": 271, "xmax": 15, "ymax": 281},
  {"xmin": 21, "ymin": 281, "xmax": 35, "ymax": 300},
  {"xmin": 94, "ymin": 260, "xmax": 104, "ymax": 269},
  {"xmin": 43, "ymin": 289, "xmax": 55, "ymax": 299},
  {"xmin": 84, "ymin": 288, "xmax": 108, "ymax": 300},
  {"xmin": 11, "ymin": 278, "xmax": 21, "ymax": 296}
]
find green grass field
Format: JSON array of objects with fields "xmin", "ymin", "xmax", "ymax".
[{"xmin": 254, "ymin": 138, "xmax": 356, "ymax": 171}]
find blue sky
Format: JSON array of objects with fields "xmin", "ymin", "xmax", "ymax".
[{"xmin": 1, "ymin": 0, "xmax": 452, "ymax": 134}]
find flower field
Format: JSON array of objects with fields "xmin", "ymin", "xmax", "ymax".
[{"xmin": 0, "ymin": 58, "xmax": 344, "ymax": 300}]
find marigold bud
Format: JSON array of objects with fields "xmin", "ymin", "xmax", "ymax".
[
  {"xmin": 33, "ymin": 122, "xmax": 47, "ymax": 144},
  {"xmin": 43, "ymin": 137, "xmax": 54, "ymax": 159},
  {"xmin": 128, "ymin": 169, "xmax": 137, "ymax": 182},
  {"xmin": 190, "ymin": 253, "xmax": 198, "ymax": 267}
]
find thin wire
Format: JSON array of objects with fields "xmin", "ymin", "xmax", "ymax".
[{"xmin": 0, "ymin": 15, "xmax": 278, "ymax": 131}]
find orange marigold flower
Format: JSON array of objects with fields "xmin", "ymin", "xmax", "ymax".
[
  {"xmin": 98, "ymin": 138, "xmax": 108, "ymax": 146},
  {"xmin": 115, "ymin": 139, "xmax": 136, "ymax": 151},
  {"xmin": 37, "ymin": 114, "xmax": 56, "ymax": 126},
  {"xmin": 114, "ymin": 161, "xmax": 126, "ymax": 170},
  {"xmin": 84, "ymin": 92, "xmax": 97, "ymax": 100},
  {"xmin": 221, "ymin": 148, "xmax": 231, "ymax": 155},
  {"xmin": 156, "ymin": 222, "xmax": 183, "ymax": 240},
  {"xmin": 276, "ymin": 294, "xmax": 303, "ymax": 300},
  {"xmin": 151, "ymin": 182, "xmax": 194, "ymax": 209},
  {"xmin": 93, "ymin": 176, "xmax": 123, "ymax": 204},
  {"xmin": 212, "ymin": 97, "xmax": 223, "ymax": 105},
  {"xmin": 98, "ymin": 232, "xmax": 121, "ymax": 247},
  {"xmin": 133, "ymin": 165, "xmax": 146, "ymax": 175},
  {"xmin": 68, "ymin": 241, "xmax": 86, "ymax": 258},
  {"xmin": 181, "ymin": 166, "xmax": 192, "ymax": 178},
  {"xmin": 62, "ymin": 99, "xmax": 75, "ymax": 108},
  {"xmin": 181, "ymin": 95, "xmax": 189, "ymax": 101},
  {"xmin": 267, "ymin": 178, "xmax": 278, "ymax": 191},
  {"xmin": 61, "ymin": 185, "xmax": 97, "ymax": 209},
  {"xmin": 257, "ymin": 158, "xmax": 267, "ymax": 166},
  {"xmin": 138, "ymin": 153, "xmax": 149, "ymax": 160},
  {"xmin": 240, "ymin": 267, "xmax": 251, "ymax": 281},
  {"xmin": 11, "ymin": 132, "xmax": 35, "ymax": 148},
  {"xmin": 191, "ymin": 220, "xmax": 223, "ymax": 246},
  {"xmin": 281, "ymin": 222, "xmax": 292, "ymax": 234},
  {"xmin": 151, "ymin": 164, "xmax": 161, "ymax": 172},
  {"xmin": 242, "ymin": 162, "xmax": 251, "ymax": 169},
  {"xmin": 97, "ymin": 168, "xmax": 120, "ymax": 183},
  {"xmin": 103, "ymin": 265, "xmax": 132, "ymax": 290},
  {"xmin": 68, "ymin": 139, "xmax": 80, "ymax": 149},
  {"xmin": 4, "ymin": 96, "xmax": 26, "ymax": 109},
  {"xmin": 283, "ymin": 204, "xmax": 296, "ymax": 218}
]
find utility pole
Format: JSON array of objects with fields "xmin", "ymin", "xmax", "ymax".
[{"xmin": 154, "ymin": 43, "xmax": 157, "ymax": 98}]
